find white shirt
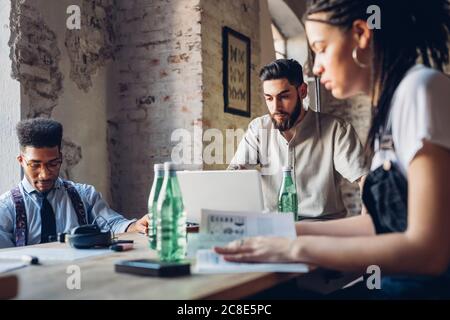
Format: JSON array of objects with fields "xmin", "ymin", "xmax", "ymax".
[
  {"xmin": 0, "ymin": 177, "xmax": 135, "ymax": 248},
  {"xmin": 371, "ymin": 64, "xmax": 450, "ymax": 174},
  {"xmin": 229, "ymin": 110, "xmax": 368, "ymax": 219}
]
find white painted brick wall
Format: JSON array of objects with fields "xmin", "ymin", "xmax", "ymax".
[{"xmin": 109, "ymin": 0, "xmax": 203, "ymax": 217}]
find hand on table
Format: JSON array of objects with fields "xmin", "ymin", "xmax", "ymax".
[{"xmin": 126, "ymin": 214, "xmax": 149, "ymax": 234}]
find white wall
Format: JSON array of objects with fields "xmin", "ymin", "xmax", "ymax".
[
  {"xmin": 267, "ymin": 0, "xmax": 308, "ymax": 65},
  {"xmin": 0, "ymin": 0, "xmax": 21, "ymax": 192},
  {"xmin": 287, "ymin": 34, "xmax": 308, "ymax": 66},
  {"xmin": 259, "ymin": 0, "xmax": 276, "ymax": 66},
  {"xmin": 33, "ymin": 0, "xmax": 112, "ymax": 202}
]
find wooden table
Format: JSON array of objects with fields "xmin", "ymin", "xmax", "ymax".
[{"xmin": 1, "ymin": 233, "xmax": 308, "ymax": 300}]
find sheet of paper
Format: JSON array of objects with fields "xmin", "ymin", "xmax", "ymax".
[
  {"xmin": 193, "ymin": 249, "xmax": 309, "ymax": 274},
  {"xmin": 187, "ymin": 233, "xmax": 237, "ymax": 258},
  {"xmin": 0, "ymin": 262, "xmax": 27, "ymax": 274},
  {"xmin": 0, "ymin": 248, "xmax": 111, "ymax": 262},
  {"xmin": 187, "ymin": 209, "xmax": 297, "ymax": 259},
  {"xmin": 200, "ymin": 209, "xmax": 296, "ymax": 239}
]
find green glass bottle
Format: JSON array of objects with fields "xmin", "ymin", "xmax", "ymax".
[
  {"xmin": 147, "ymin": 163, "xmax": 164, "ymax": 250},
  {"xmin": 277, "ymin": 166, "xmax": 298, "ymax": 221},
  {"xmin": 156, "ymin": 162, "xmax": 187, "ymax": 262}
]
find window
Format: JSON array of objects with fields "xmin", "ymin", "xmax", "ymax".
[{"xmin": 271, "ymin": 23, "xmax": 286, "ymax": 59}]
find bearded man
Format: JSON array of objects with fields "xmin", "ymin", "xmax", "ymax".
[{"xmin": 229, "ymin": 59, "xmax": 368, "ymax": 220}]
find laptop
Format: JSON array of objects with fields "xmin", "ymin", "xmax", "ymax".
[{"xmin": 176, "ymin": 170, "xmax": 265, "ymax": 224}]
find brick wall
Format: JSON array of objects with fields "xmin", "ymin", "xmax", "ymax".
[
  {"xmin": 10, "ymin": 0, "xmax": 63, "ymax": 119},
  {"xmin": 321, "ymin": 87, "xmax": 372, "ymax": 216},
  {"xmin": 108, "ymin": 0, "xmax": 203, "ymax": 216},
  {"xmin": 65, "ymin": 0, "xmax": 116, "ymax": 92},
  {"xmin": 9, "ymin": 0, "xmax": 115, "ymax": 202},
  {"xmin": 0, "ymin": 0, "xmax": 21, "ymax": 192},
  {"xmin": 8, "ymin": 0, "xmax": 266, "ymax": 217},
  {"xmin": 108, "ymin": 0, "xmax": 268, "ymax": 216},
  {"xmin": 5, "ymin": 0, "xmax": 373, "ymax": 218},
  {"xmin": 9, "ymin": 0, "xmax": 84, "ymax": 184},
  {"xmin": 201, "ymin": 0, "xmax": 267, "ymax": 170}
]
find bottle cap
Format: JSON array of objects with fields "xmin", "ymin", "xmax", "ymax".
[
  {"xmin": 154, "ymin": 163, "xmax": 164, "ymax": 172},
  {"xmin": 164, "ymin": 162, "xmax": 177, "ymax": 171},
  {"xmin": 282, "ymin": 166, "xmax": 293, "ymax": 172}
]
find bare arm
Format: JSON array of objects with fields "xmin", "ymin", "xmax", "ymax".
[
  {"xmin": 217, "ymin": 142, "xmax": 450, "ymax": 276},
  {"xmin": 295, "ymin": 214, "xmax": 375, "ymax": 237},
  {"xmin": 295, "ymin": 175, "xmax": 373, "ymax": 237},
  {"xmin": 292, "ymin": 142, "xmax": 450, "ymax": 275}
]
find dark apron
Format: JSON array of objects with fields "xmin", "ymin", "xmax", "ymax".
[{"xmin": 361, "ymin": 129, "xmax": 450, "ymax": 299}]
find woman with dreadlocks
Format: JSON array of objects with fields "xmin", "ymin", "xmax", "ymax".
[{"xmin": 216, "ymin": 0, "xmax": 450, "ymax": 298}]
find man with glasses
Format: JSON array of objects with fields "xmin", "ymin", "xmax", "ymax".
[{"xmin": 0, "ymin": 118, "xmax": 148, "ymax": 248}]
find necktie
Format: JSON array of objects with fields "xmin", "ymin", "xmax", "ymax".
[{"xmin": 39, "ymin": 192, "xmax": 57, "ymax": 243}]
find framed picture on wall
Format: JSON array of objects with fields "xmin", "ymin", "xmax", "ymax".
[{"xmin": 223, "ymin": 26, "xmax": 251, "ymax": 117}]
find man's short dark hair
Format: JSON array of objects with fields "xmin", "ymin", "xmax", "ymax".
[
  {"xmin": 259, "ymin": 59, "xmax": 304, "ymax": 87},
  {"xmin": 16, "ymin": 118, "xmax": 63, "ymax": 150}
]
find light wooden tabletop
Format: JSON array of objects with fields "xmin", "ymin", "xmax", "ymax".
[{"xmin": 1, "ymin": 233, "xmax": 305, "ymax": 300}]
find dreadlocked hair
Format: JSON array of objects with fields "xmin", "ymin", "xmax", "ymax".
[{"xmin": 304, "ymin": 0, "xmax": 450, "ymax": 159}]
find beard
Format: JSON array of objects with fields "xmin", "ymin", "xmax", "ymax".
[{"xmin": 270, "ymin": 97, "xmax": 302, "ymax": 132}]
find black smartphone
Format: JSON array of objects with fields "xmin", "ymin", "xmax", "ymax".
[{"xmin": 115, "ymin": 259, "xmax": 191, "ymax": 277}]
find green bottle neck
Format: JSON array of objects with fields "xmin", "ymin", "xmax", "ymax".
[
  {"xmin": 163, "ymin": 171, "xmax": 182, "ymax": 197},
  {"xmin": 154, "ymin": 170, "xmax": 165, "ymax": 178},
  {"xmin": 282, "ymin": 171, "xmax": 294, "ymax": 185},
  {"xmin": 167, "ymin": 170, "xmax": 177, "ymax": 177}
]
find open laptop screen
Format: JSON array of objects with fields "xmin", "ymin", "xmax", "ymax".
[{"xmin": 177, "ymin": 170, "xmax": 265, "ymax": 224}]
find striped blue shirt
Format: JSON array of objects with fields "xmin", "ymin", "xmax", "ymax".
[{"xmin": 0, "ymin": 177, "xmax": 135, "ymax": 248}]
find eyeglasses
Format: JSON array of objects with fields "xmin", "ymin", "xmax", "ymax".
[{"xmin": 22, "ymin": 156, "xmax": 62, "ymax": 172}]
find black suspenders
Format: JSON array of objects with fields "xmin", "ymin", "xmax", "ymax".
[
  {"xmin": 11, "ymin": 187, "xmax": 27, "ymax": 247},
  {"xmin": 11, "ymin": 181, "xmax": 88, "ymax": 246},
  {"xmin": 62, "ymin": 181, "xmax": 88, "ymax": 226}
]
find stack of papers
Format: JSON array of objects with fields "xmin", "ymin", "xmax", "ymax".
[
  {"xmin": 0, "ymin": 262, "xmax": 27, "ymax": 274},
  {"xmin": 190, "ymin": 209, "xmax": 308, "ymax": 274},
  {"xmin": 194, "ymin": 249, "xmax": 309, "ymax": 274},
  {"xmin": 0, "ymin": 248, "xmax": 111, "ymax": 263}
]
